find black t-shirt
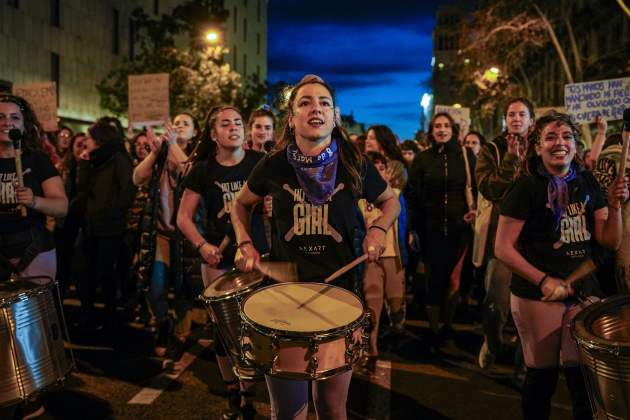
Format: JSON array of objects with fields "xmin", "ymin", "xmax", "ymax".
[
  {"xmin": 183, "ymin": 150, "xmax": 265, "ymax": 261},
  {"xmin": 0, "ymin": 151, "xmax": 59, "ymax": 233},
  {"xmin": 501, "ymin": 169, "xmax": 606, "ymax": 300},
  {"xmin": 247, "ymin": 150, "xmax": 387, "ymax": 282}
]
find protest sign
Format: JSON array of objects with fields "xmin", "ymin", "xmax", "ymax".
[
  {"xmin": 13, "ymin": 82, "xmax": 58, "ymax": 132},
  {"xmin": 535, "ymin": 106, "xmax": 567, "ymax": 117},
  {"xmin": 128, "ymin": 73, "xmax": 169, "ymax": 128},
  {"xmin": 434, "ymin": 105, "xmax": 471, "ymax": 136},
  {"xmin": 565, "ymin": 77, "xmax": 630, "ymax": 124}
]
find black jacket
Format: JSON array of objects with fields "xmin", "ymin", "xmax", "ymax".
[
  {"xmin": 78, "ymin": 142, "xmax": 135, "ymax": 237},
  {"xmin": 408, "ymin": 138, "xmax": 476, "ymax": 236}
]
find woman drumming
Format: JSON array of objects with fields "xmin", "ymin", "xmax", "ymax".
[
  {"xmin": 495, "ymin": 112, "xmax": 627, "ymax": 420},
  {"xmin": 231, "ymin": 74, "xmax": 400, "ymax": 420},
  {"xmin": 0, "ymin": 95, "xmax": 68, "ymax": 419},
  {"xmin": 408, "ymin": 112, "xmax": 476, "ymax": 350},
  {"xmin": 177, "ymin": 105, "xmax": 265, "ymax": 420}
]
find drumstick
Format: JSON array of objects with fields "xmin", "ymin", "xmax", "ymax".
[
  {"xmin": 615, "ymin": 130, "xmax": 630, "ymax": 183},
  {"xmin": 296, "ymin": 254, "xmax": 369, "ymax": 309},
  {"xmin": 9, "ymin": 129, "xmax": 27, "ymax": 217},
  {"xmin": 541, "ymin": 258, "xmax": 597, "ymax": 302},
  {"xmin": 324, "ymin": 254, "xmax": 368, "ymax": 284}
]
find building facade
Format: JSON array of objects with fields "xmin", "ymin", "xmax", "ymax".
[{"xmin": 0, "ymin": 0, "xmax": 267, "ymax": 129}]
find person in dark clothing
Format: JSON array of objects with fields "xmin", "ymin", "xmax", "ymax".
[
  {"xmin": 496, "ymin": 112, "xmax": 627, "ymax": 420},
  {"xmin": 408, "ymin": 112, "xmax": 476, "ymax": 349},
  {"xmin": 76, "ymin": 118, "xmax": 135, "ymax": 329}
]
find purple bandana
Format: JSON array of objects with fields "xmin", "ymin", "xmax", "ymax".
[
  {"xmin": 286, "ymin": 139, "xmax": 339, "ymax": 206},
  {"xmin": 537, "ymin": 163, "xmax": 577, "ymax": 230}
]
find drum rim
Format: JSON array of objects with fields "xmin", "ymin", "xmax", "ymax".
[
  {"xmin": 571, "ymin": 293, "xmax": 630, "ymax": 353},
  {"xmin": 240, "ymin": 281, "xmax": 367, "ymax": 339},
  {"xmin": 200, "ymin": 267, "xmax": 264, "ymax": 302},
  {"xmin": 0, "ymin": 276, "xmax": 54, "ymax": 306}
]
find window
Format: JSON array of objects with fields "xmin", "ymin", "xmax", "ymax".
[
  {"xmin": 257, "ymin": 0, "xmax": 261, "ymax": 23},
  {"xmin": 7, "ymin": 0, "xmax": 18, "ymax": 8},
  {"xmin": 233, "ymin": 7, "xmax": 237, "ymax": 33},
  {"xmin": 243, "ymin": 53, "xmax": 247, "ymax": 75},
  {"xmin": 257, "ymin": 33, "xmax": 260, "ymax": 55},
  {"xmin": 50, "ymin": 0, "xmax": 60, "ymax": 27},
  {"xmin": 112, "ymin": 8, "xmax": 120, "ymax": 54},
  {"xmin": 244, "ymin": 18, "xmax": 247, "ymax": 41},
  {"xmin": 0, "ymin": 79, "xmax": 12, "ymax": 93},
  {"xmin": 128, "ymin": 18, "xmax": 135, "ymax": 60},
  {"xmin": 153, "ymin": 0, "xmax": 159, "ymax": 15},
  {"xmin": 50, "ymin": 52, "xmax": 60, "ymax": 105},
  {"xmin": 233, "ymin": 45, "xmax": 238, "ymax": 71}
]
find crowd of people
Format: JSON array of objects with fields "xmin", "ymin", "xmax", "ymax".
[{"xmin": 1, "ymin": 81, "xmax": 628, "ymax": 420}]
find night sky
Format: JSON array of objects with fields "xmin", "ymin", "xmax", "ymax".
[{"xmin": 267, "ymin": 1, "xmax": 443, "ymax": 140}]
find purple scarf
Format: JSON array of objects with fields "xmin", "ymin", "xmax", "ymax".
[
  {"xmin": 286, "ymin": 139, "xmax": 339, "ymax": 206},
  {"xmin": 537, "ymin": 163, "xmax": 577, "ymax": 230}
]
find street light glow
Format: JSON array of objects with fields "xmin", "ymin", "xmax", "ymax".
[
  {"xmin": 489, "ymin": 67, "xmax": 499, "ymax": 75},
  {"xmin": 453, "ymin": 103, "xmax": 462, "ymax": 108},
  {"xmin": 205, "ymin": 31, "xmax": 219, "ymax": 43}
]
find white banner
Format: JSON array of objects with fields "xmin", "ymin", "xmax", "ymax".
[
  {"xmin": 564, "ymin": 77, "xmax": 630, "ymax": 124},
  {"xmin": 434, "ymin": 105, "xmax": 470, "ymax": 136}
]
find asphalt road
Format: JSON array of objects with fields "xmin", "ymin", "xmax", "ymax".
[{"xmin": 13, "ymin": 300, "xmax": 574, "ymax": 420}]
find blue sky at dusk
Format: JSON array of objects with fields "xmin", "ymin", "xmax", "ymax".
[{"xmin": 267, "ymin": 1, "xmax": 442, "ymax": 140}]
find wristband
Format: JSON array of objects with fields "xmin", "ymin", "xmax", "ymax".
[
  {"xmin": 28, "ymin": 197, "xmax": 37, "ymax": 209},
  {"xmin": 237, "ymin": 240, "xmax": 252, "ymax": 249},
  {"xmin": 195, "ymin": 240, "xmax": 207, "ymax": 251},
  {"xmin": 369, "ymin": 225, "xmax": 387, "ymax": 234},
  {"xmin": 537, "ymin": 274, "xmax": 548, "ymax": 288}
]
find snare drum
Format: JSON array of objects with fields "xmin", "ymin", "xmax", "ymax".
[
  {"xmin": 200, "ymin": 269, "xmax": 265, "ymax": 380},
  {"xmin": 0, "ymin": 277, "xmax": 71, "ymax": 407},
  {"xmin": 240, "ymin": 282, "xmax": 367, "ymax": 381}
]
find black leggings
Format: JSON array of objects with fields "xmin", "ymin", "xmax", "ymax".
[{"xmin": 424, "ymin": 228, "xmax": 471, "ymax": 305}]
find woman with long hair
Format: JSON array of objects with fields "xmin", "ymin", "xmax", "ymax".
[
  {"xmin": 495, "ymin": 112, "xmax": 627, "ymax": 419},
  {"xmin": 408, "ymin": 112, "xmax": 476, "ymax": 350},
  {"xmin": 0, "ymin": 92, "xmax": 68, "ymax": 420},
  {"xmin": 230, "ymin": 74, "xmax": 400, "ymax": 419},
  {"xmin": 177, "ymin": 105, "xmax": 265, "ymax": 420},
  {"xmin": 364, "ymin": 124, "xmax": 408, "ymax": 189},
  {"xmin": 132, "ymin": 112, "xmax": 199, "ymax": 357}
]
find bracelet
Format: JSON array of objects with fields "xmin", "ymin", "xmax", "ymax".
[
  {"xmin": 369, "ymin": 225, "xmax": 388, "ymax": 234},
  {"xmin": 195, "ymin": 240, "xmax": 207, "ymax": 251},
  {"xmin": 28, "ymin": 197, "xmax": 37, "ymax": 209},
  {"xmin": 537, "ymin": 274, "xmax": 549, "ymax": 288},
  {"xmin": 609, "ymin": 202, "xmax": 622, "ymax": 210},
  {"xmin": 237, "ymin": 240, "xmax": 252, "ymax": 249}
]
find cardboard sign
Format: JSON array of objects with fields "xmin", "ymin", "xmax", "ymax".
[
  {"xmin": 128, "ymin": 73, "xmax": 169, "ymax": 128},
  {"xmin": 434, "ymin": 105, "xmax": 471, "ymax": 138},
  {"xmin": 13, "ymin": 82, "xmax": 58, "ymax": 132},
  {"xmin": 565, "ymin": 77, "xmax": 630, "ymax": 124}
]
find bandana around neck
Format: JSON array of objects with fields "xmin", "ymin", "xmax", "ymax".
[
  {"xmin": 536, "ymin": 162, "xmax": 577, "ymax": 230},
  {"xmin": 286, "ymin": 139, "xmax": 339, "ymax": 206}
]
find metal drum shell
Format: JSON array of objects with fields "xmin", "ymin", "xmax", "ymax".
[
  {"xmin": 239, "ymin": 282, "xmax": 367, "ymax": 381},
  {"xmin": 199, "ymin": 269, "xmax": 264, "ymax": 380},
  {"xmin": 572, "ymin": 294, "xmax": 630, "ymax": 420},
  {"xmin": 0, "ymin": 279, "xmax": 71, "ymax": 407}
]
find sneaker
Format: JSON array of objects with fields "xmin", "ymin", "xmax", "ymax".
[{"xmin": 478, "ymin": 340, "xmax": 496, "ymax": 369}]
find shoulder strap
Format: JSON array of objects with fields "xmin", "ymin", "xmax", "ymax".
[
  {"xmin": 462, "ymin": 147, "xmax": 472, "ymax": 188},
  {"xmin": 490, "ymin": 141, "xmax": 501, "ymax": 165}
]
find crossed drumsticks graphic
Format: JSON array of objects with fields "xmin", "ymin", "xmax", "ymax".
[
  {"xmin": 282, "ymin": 183, "xmax": 344, "ymax": 243},
  {"xmin": 215, "ymin": 181, "xmax": 230, "ymax": 219}
]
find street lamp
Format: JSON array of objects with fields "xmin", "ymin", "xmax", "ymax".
[{"xmin": 205, "ymin": 30, "xmax": 219, "ymax": 44}]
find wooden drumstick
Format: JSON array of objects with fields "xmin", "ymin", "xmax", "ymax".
[
  {"xmin": 324, "ymin": 254, "xmax": 368, "ymax": 284},
  {"xmin": 542, "ymin": 258, "xmax": 597, "ymax": 302},
  {"xmin": 616, "ymin": 129, "xmax": 630, "ymax": 183},
  {"xmin": 9, "ymin": 129, "xmax": 27, "ymax": 217}
]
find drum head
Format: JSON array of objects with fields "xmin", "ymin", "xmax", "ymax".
[
  {"xmin": 242, "ymin": 282, "xmax": 364, "ymax": 334},
  {"xmin": 0, "ymin": 279, "xmax": 46, "ymax": 306},
  {"xmin": 203, "ymin": 269, "xmax": 264, "ymax": 300}
]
